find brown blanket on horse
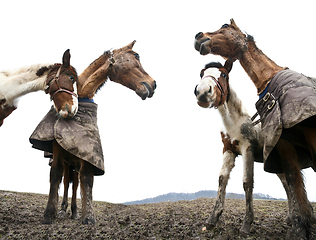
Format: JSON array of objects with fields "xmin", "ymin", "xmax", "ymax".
[
  {"xmin": 29, "ymin": 101, "xmax": 104, "ymax": 176},
  {"xmin": 256, "ymin": 69, "xmax": 316, "ymax": 173}
]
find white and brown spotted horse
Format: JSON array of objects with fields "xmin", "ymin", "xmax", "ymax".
[
  {"xmin": 0, "ymin": 49, "xmax": 78, "ymax": 126},
  {"xmin": 194, "ymin": 58, "xmax": 300, "ymax": 234}
]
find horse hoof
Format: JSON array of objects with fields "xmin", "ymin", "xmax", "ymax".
[
  {"xmin": 43, "ymin": 217, "xmax": 53, "ymax": 224},
  {"xmin": 286, "ymin": 228, "xmax": 308, "ymax": 240},
  {"xmin": 71, "ymin": 213, "xmax": 80, "ymax": 220},
  {"xmin": 58, "ymin": 210, "xmax": 67, "ymax": 219},
  {"xmin": 240, "ymin": 222, "xmax": 251, "ymax": 234},
  {"xmin": 204, "ymin": 222, "xmax": 215, "ymax": 231},
  {"xmin": 82, "ymin": 216, "xmax": 95, "ymax": 225}
]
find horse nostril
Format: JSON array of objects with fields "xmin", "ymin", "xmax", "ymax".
[
  {"xmin": 199, "ymin": 94, "xmax": 208, "ymax": 103},
  {"xmin": 194, "ymin": 85, "xmax": 199, "ymax": 96},
  {"xmin": 195, "ymin": 32, "xmax": 203, "ymax": 39},
  {"xmin": 153, "ymin": 80, "xmax": 157, "ymax": 90}
]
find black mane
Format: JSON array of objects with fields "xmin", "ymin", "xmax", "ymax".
[
  {"xmin": 204, "ymin": 62, "xmax": 224, "ymax": 70},
  {"xmin": 246, "ymin": 34, "xmax": 255, "ymax": 42}
]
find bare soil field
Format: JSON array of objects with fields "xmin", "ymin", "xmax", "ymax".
[{"xmin": 0, "ymin": 190, "xmax": 315, "ymax": 239}]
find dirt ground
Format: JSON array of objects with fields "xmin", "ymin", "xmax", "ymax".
[{"xmin": 0, "ymin": 190, "xmax": 316, "ymax": 239}]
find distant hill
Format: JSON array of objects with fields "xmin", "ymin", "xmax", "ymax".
[{"xmin": 124, "ymin": 190, "xmax": 284, "ymax": 205}]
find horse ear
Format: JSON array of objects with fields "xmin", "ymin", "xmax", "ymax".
[
  {"xmin": 128, "ymin": 40, "xmax": 136, "ymax": 49},
  {"xmin": 224, "ymin": 58, "xmax": 233, "ymax": 73},
  {"xmin": 62, "ymin": 49, "xmax": 71, "ymax": 68},
  {"xmin": 230, "ymin": 18, "xmax": 241, "ymax": 31}
]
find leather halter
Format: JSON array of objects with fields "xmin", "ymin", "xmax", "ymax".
[
  {"xmin": 202, "ymin": 74, "xmax": 226, "ymax": 107},
  {"xmin": 45, "ymin": 67, "xmax": 78, "ymax": 100}
]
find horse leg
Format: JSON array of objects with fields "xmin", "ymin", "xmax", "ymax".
[
  {"xmin": 79, "ymin": 159, "xmax": 95, "ymax": 225},
  {"xmin": 71, "ymin": 170, "xmax": 79, "ymax": 219},
  {"xmin": 58, "ymin": 163, "xmax": 70, "ymax": 218},
  {"xmin": 43, "ymin": 141, "xmax": 64, "ymax": 224},
  {"xmin": 277, "ymin": 173, "xmax": 293, "ymax": 224},
  {"xmin": 206, "ymin": 150, "xmax": 236, "ymax": 230},
  {"xmin": 275, "ymin": 138, "xmax": 311, "ymax": 239},
  {"xmin": 299, "ymin": 127, "xmax": 316, "ymax": 223},
  {"xmin": 239, "ymin": 148, "xmax": 254, "ymax": 234}
]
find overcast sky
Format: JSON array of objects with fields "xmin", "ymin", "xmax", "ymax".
[{"xmin": 0, "ymin": 0, "xmax": 316, "ymax": 204}]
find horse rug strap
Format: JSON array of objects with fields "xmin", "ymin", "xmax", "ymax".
[
  {"xmin": 250, "ymin": 112, "xmax": 260, "ymax": 126},
  {"xmin": 255, "ymin": 69, "xmax": 316, "ymax": 173},
  {"xmin": 29, "ymin": 101, "xmax": 104, "ymax": 176}
]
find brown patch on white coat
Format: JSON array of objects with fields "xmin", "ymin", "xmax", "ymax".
[{"xmin": 195, "ymin": 59, "xmax": 298, "ymax": 234}]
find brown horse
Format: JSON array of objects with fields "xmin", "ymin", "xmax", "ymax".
[
  {"xmin": 195, "ymin": 19, "xmax": 316, "ymax": 239},
  {"xmin": 30, "ymin": 41, "xmax": 156, "ymax": 225},
  {"xmin": 0, "ymin": 49, "xmax": 78, "ymax": 126}
]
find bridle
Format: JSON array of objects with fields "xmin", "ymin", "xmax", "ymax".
[
  {"xmin": 45, "ymin": 67, "xmax": 78, "ymax": 100},
  {"xmin": 201, "ymin": 74, "xmax": 227, "ymax": 107}
]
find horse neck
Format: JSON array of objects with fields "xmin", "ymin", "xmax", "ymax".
[
  {"xmin": 218, "ymin": 87, "xmax": 249, "ymax": 128},
  {"xmin": 0, "ymin": 63, "xmax": 50, "ymax": 106},
  {"xmin": 77, "ymin": 52, "xmax": 111, "ymax": 99},
  {"xmin": 238, "ymin": 40, "xmax": 284, "ymax": 95}
]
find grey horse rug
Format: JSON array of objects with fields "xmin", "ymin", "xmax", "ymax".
[
  {"xmin": 29, "ymin": 101, "xmax": 104, "ymax": 176},
  {"xmin": 255, "ymin": 69, "xmax": 316, "ymax": 173}
]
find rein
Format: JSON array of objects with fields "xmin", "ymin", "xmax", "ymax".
[{"xmin": 45, "ymin": 67, "xmax": 78, "ymax": 100}]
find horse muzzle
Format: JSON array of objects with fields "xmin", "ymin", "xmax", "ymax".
[
  {"xmin": 194, "ymin": 85, "xmax": 213, "ymax": 108},
  {"xmin": 136, "ymin": 81, "xmax": 157, "ymax": 100},
  {"xmin": 55, "ymin": 98, "xmax": 78, "ymax": 119},
  {"xmin": 194, "ymin": 32, "xmax": 212, "ymax": 55}
]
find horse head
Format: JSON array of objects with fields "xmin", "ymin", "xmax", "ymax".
[
  {"xmin": 78, "ymin": 41, "xmax": 156, "ymax": 100},
  {"xmin": 194, "ymin": 58, "xmax": 233, "ymax": 108},
  {"xmin": 43, "ymin": 49, "xmax": 78, "ymax": 118},
  {"xmin": 108, "ymin": 41, "xmax": 156, "ymax": 100},
  {"xmin": 194, "ymin": 19, "xmax": 247, "ymax": 60}
]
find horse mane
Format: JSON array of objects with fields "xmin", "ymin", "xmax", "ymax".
[
  {"xmin": 246, "ymin": 34, "xmax": 277, "ymax": 64},
  {"xmin": 95, "ymin": 81, "xmax": 107, "ymax": 95},
  {"xmin": 94, "ymin": 50, "xmax": 112, "ymax": 95},
  {"xmin": 36, "ymin": 64, "xmax": 59, "ymax": 77},
  {"xmin": 246, "ymin": 34, "xmax": 255, "ymax": 42},
  {"xmin": 36, "ymin": 63, "xmax": 77, "ymax": 80},
  {"xmin": 203, "ymin": 61, "xmax": 231, "ymax": 103},
  {"xmin": 204, "ymin": 62, "xmax": 223, "ymax": 70}
]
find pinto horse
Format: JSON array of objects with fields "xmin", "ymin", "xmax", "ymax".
[
  {"xmin": 195, "ymin": 19, "xmax": 316, "ymax": 239},
  {"xmin": 30, "ymin": 41, "xmax": 156, "ymax": 225},
  {"xmin": 0, "ymin": 49, "xmax": 78, "ymax": 126},
  {"xmin": 194, "ymin": 59, "xmax": 301, "ymax": 234}
]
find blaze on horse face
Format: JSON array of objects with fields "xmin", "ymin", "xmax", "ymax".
[
  {"xmin": 108, "ymin": 41, "xmax": 156, "ymax": 100},
  {"xmin": 194, "ymin": 19, "xmax": 247, "ymax": 59},
  {"xmin": 194, "ymin": 59, "xmax": 233, "ymax": 108},
  {"xmin": 45, "ymin": 49, "xmax": 78, "ymax": 118}
]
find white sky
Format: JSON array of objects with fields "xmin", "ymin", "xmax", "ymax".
[{"xmin": 0, "ymin": 0, "xmax": 316, "ymax": 204}]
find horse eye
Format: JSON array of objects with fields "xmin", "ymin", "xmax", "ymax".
[
  {"xmin": 221, "ymin": 24, "xmax": 229, "ymax": 29},
  {"xmin": 221, "ymin": 73, "xmax": 227, "ymax": 78},
  {"xmin": 69, "ymin": 76, "xmax": 75, "ymax": 83},
  {"xmin": 134, "ymin": 53, "xmax": 140, "ymax": 60}
]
